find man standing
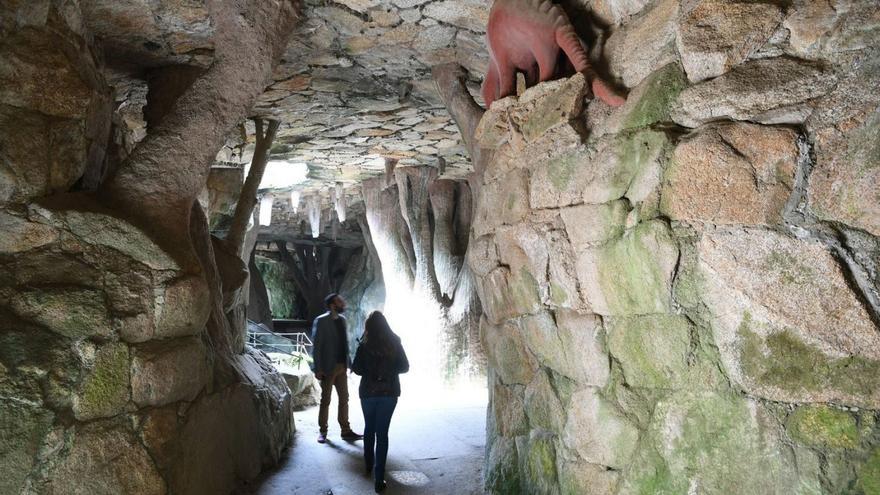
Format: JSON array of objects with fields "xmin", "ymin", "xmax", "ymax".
[{"xmin": 311, "ymin": 293, "xmax": 363, "ymax": 443}]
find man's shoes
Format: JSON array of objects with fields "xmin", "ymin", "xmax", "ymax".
[
  {"xmin": 374, "ymin": 480, "xmax": 386, "ymax": 493},
  {"xmin": 341, "ymin": 430, "xmax": 363, "ymax": 441},
  {"xmin": 317, "ymin": 433, "xmax": 327, "ymax": 444}
]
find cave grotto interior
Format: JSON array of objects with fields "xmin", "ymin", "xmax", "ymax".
[{"xmin": 1, "ymin": 0, "xmax": 880, "ymax": 494}]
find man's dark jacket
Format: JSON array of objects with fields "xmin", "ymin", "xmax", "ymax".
[{"xmin": 310, "ymin": 312, "xmax": 349, "ymax": 375}]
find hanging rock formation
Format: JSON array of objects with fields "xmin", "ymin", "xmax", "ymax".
[{"xmin": 363, "ymin": 168, "xmax": 484, "ymax": 378}]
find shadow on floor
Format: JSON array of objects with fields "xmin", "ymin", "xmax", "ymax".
[{"xmin": 237, "ymin": 376, "xmax": 487, "ymax": 495}]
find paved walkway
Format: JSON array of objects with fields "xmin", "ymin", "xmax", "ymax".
[{"xmin": 238, "ymin": 376, "xmax": 487, "ymax": 495}]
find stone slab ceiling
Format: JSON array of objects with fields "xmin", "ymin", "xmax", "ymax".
[{"xmin": 82, "ymin": 0, "xmax": 492, "ymax": 190}]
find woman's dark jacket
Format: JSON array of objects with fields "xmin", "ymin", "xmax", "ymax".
[{"xmin": 351, "ymin": 336, "xmax": 409, "ymax": 398}]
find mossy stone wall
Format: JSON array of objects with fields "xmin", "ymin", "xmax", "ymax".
[{"xmin": 470, "ymin": 3, "xmax": 880, "ymax": 491}]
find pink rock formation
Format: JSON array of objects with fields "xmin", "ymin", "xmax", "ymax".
[{"xmin": 482, "ymin": 0, "xmax": 625, "ymax": 108}]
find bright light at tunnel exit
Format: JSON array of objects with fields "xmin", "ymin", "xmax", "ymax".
[
  {"xmin": 384, "ymin": 288, "xmax": 486, "ymax": 404},
  {"xmin": 254, "ymin": 160, "xmax": 309, "ymax": 189},
  {"xmin": 359, "ymin": 221, "xmax": 485, "ymax": 396}
]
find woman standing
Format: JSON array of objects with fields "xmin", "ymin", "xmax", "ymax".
[{"xmin": 351, "ymin": 311, "xmax": 410, "ymax": 493}]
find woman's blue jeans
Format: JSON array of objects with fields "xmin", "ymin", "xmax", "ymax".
[{"xmin": 361, "ymin": 396, "xmax": 398, "ymax": 482}]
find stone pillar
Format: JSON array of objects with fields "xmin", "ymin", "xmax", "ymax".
[
  {"xmin": 0, "ymin": 2, "xmax": 297, "ymax": 493},
  {"xmin": 469, "ymin": 17, "xmax": 880, "ymax": 490}
]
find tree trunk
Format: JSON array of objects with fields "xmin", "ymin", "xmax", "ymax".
[
  {"xmin": 99, "ymin": 0, "xmax": 300, "ymax": 270},
  {"xmin": 225, "ymin": 118, "xmax": 280, "ymax": 256},
  {"xmin": 277, "ymin": 241, "xmax": 334, "ymax": 321}
]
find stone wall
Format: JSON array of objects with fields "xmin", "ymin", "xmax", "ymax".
[
  {"xmin": 470, "ymin": 1, "xmax": 880, "ymax": 493},
  {"xmin": 1, "ymin": 3, "xmax": 294, "ymax": 494},
  {"xmin": 0, "ymin": 204, "xmax": 294, "ymax": 495}
]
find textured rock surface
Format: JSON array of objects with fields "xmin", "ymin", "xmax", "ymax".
[
  {"xmin": 0, "ymin": 3, "xmax": 296, "ymax": 493},
  {"xmin": 605, "ymin": 0, "xmax": 679, "ymax": 88},
  {"xmin": 808, "ymin": 101, "xmax": 880, "ymax": 236},
  {"xmin": 671, "ymin": 57, "xmax": 837, "ymax": 127},
  {"xmin": 622, "ymin": 392, "xmax": 819, "ymax": 494},
  {"xmin": 45, "ymin": 424, "xmax": 166, "ymax": 495},
  {"xmin": 470, "ymin": 6, "xmax": 880, "ymax": 489},
  {"xmin": 676, "ymin": 0, "xmax": 783, "ymax": 82},
  {"xmin": 131, "ymin": 338, "xmax": 210, "ymax": 407},
  {"xmin": 699, "ymin": 228, "xmax": 880, "ymax": 408},
  {"xmin": 661, "ymin": 123, "xmax": 799, "ymax": 226},
  {"xmin": 0, "ymin": 208, "xmax": 294, "ymax": 494},
  {"xmin": 0, "ymin": 3, "xmax": 111, "ymax": 205},
  {"xmin": 576, "ymin": 220, "xmax": 679, "ymax": 316}
]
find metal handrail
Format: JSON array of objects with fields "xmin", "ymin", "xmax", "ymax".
[{"xmin": 246, "ymin": 324, "xmax": 313, "ymax": 361}]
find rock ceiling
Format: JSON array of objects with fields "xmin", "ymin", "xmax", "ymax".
[{"xmin": 82, "ymin": 0, "xmax": 492, "ymax": 200}]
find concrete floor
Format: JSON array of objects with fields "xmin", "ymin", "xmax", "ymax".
[{"xmin": 238, "ymin": 375, "xmax": 487, "ymax": 495}]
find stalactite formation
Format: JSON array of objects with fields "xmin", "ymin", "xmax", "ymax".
[
  {"xmin": 306, "ymin": 195, "xmax": 322, "ymax": 238},
  {"xmin": 333, "ymin": 182, "xmax": 347, "ymax": 222},
  {"xmin": 290, "ymin": 190, "xmax": 301, "ymax": 213},
  {"xmin": 363, "ymin": 168, "xmax": 483, "ymax": 377},
  {"xmin": 227, "ymin": 118, "xmax": 280, "ymax": 251}
]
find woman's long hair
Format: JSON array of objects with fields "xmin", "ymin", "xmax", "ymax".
[{"xmin": 362, "ymin": 311, "xmax": 396, "ymax": 357}]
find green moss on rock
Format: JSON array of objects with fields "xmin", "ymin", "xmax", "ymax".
[
  {"xmin": 511, "ymin": 267, "xmax": 541, "ymax": 315},
  {"xmin": 670, "ymin": 237, "xmax": 705, "ymax": 311},
  {"xmin": 74, "ymin": 343, "xmax": 130, "ymax": 420},
  {"xmin": 623, "ymin": 64, "xmax": 688, "ymax": 130},
  {"xmin": 527, "ymin": 435, "xmax": 558, "ymax": 489},
  {"xmin": 0, "ymin": 394, "xmax": 54, "ymax": 494},
  {"xmin": 860, "ymin": 412, "xmax": 876, "ymax": 438},
  {"xmin": 518, "ymin": 74, "xmax": 586, "ymax": 142},
  {"xmin": 602, "ymin": 366, "xmax": 656, "ymax": 428},
  {"xmin": 548, "ymin": 153, "xmax": 577, "ymax": 191},
  {"xmin": 787, "ymin": 405, "xmax": 859, "ymax": 449},
  {"xmin": 549, "ymin": 283, "xmax": 568, "ymax": 306},
  {"xmin": 255, "ymin": 256, "xmax": 297, "ymax": 319},
  {"xmin": 615, "ymin": 130, "xmax": 668, "ymax": 193},
  {"xmin": 506, "ymin": 191, "xmax": 518, "ymax": 211},
  {"xmin": 594, "ymin": 220, "xmax": 677, "ymax": 315},
  {"xmin": 549, "ymin": 371, "xmax": 577, "ymax": 407},
  {"xmin": 623, "ymin": 392, "xmax": 819, "ymax": 494},
  {"xmin": 0, "ymin": 400, "xmax": 54, "ymax": 494},
  {"xmin": 10, "ymin": 289, "xmax": 112, "ymax": 339},
  {"xmin": 859, "ymin": 449, "xmax": 880, "ymax": 495},
  {"xmin": 738, "ymin": 316, "xmax": 880, "ymax": 403},
  {"xmin": 485, "ymin": 436, "xmax": 523, "ymax": 495},
  {"xmin": 763, "ymin": 250, "xmax": 815, "ymax": 286},
  {"xmin": 626, "ymin": 448, "xmax": 678, "ymax": 495},
  {"xmin": 524, "ymin": 370, "xmax": 564, "ymax": 432},
  {"xmin": 607, "ymin": 314, "xmax": 692, "ymax": 389}
]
